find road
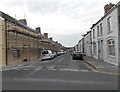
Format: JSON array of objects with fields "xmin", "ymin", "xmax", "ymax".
[{"xmin": 2, "ymin": 53, "xmax": 118, "ymax": 90}]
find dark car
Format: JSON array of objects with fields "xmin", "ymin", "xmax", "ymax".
[{"xmin": 72, "ymin": 52, "xmax": 84, "ymax": 60}]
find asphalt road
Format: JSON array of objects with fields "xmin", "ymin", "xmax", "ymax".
[{"xmin": 2, "ymin": 53, "xmax": 118, "ymax": 90}]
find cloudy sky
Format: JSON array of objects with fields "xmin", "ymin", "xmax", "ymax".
[{"xmin": 0, "ymin": 0, "xmax": 119, "ymax": 47}]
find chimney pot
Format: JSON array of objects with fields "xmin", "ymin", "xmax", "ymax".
[
  {"xmin": 44, "ymin": 33, "xmax": 48, "ymax": 38},
  {"xmin": 36, "ymin": 27, "xmax": 41, "ymax": 34},
  {"xmin": 104, "ymin": 3, "xmax": 115, "ymax": 15},
  {"xmin": 19, "ymin": 19, "xmax": 27, "ymax": 25}
]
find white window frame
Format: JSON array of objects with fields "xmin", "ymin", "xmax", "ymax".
[
  {"xmin": 107, "ymin": 17, "xmax": 112, "ymax": 33},
  {"xmin": 93, "ymin": 42, "xmax": 97, "ymax": 55},
  {"xmin": 93, "ymin": 29, "xmax": 95, "ymax": 38},
  {"xmin": 97, "ymin": 26, "xmax": 99, "ymax": 37},
  {"xmin": 100, "ymin": 23, "xmax": 103, "ymax": 36},
  {"xmin": 107, "ymin": 39, "xmax": 115, "ymax": 56}
]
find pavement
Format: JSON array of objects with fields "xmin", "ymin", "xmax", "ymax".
[
  {"xmin": 1, "ymin": 59, "xmax": 39, "ymax": 71},
  {"xmin": 84, "ymin": 56, "xmax": 120, "ymax": 75}
]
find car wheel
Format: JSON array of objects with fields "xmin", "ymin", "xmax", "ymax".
[{"xmin": 50, "ymin": 57, "xmax": 52, "ymax": 60}]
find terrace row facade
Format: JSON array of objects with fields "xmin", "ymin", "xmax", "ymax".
[
  {"xmin": 0, "ymin": 11, "xmax": 62, "ymax": 66},
  {"xmin": 75, "ymin": 2, "xmax": 120, "ymax": 66}
]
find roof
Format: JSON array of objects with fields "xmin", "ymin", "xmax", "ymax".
[
  {"xmin": 0, "ymin": 11, "xmax": 36, "ymax": 33},
  {"xmin": 90, "ymin": 2, "xmax": 120, "ymax": 29}
]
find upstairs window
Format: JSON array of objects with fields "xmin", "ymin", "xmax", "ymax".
[
  {"xmin": 97, "ymin": 26, "xmax": 99, "ymax": 37},
  {"xmin": 100, "ymin": 23, "xmax": 103, "ymax": 35},
  {"xmin": 93, "ymin": 29, "xmax": 95, "ymax": 38},
  {"xmin": 93, "ymin": 43, "xmax": 96, "ymax": 55},
  {"xmin": 107, "ymin": 17, "xmax": 112, "ymax": 32}
]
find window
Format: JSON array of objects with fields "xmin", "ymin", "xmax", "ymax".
[
  {"xmin": 97, "ymin": 26, "xmax": 99, "ymax": 37},
  {"xmin": 93, "ymin": 43, "xmax": 96, "ymax": 55},
  {"xmin": 14, "ymin": 32, "xmax": 17, "ymax": 40},
  {"xmin": 93, "ymin": 29, "xmax": 95, "ymax": 38},
  {"xmin": 100, "ymin": 23, "xmax": 103, "ymax": 35},
  {"xmin": 13, "ymin": 49, "xmax": 20, "ymax": 59},
  {"xmin": 107, "ymin": 39, "xmax": 115, "ymax": 56},
  {"xmin": 42, "ymin": 51, "xmax": 48, "ymax": 54},
  {"xmin": 107, "ymin": 17, "xmax": 112, "ymax": 32}
]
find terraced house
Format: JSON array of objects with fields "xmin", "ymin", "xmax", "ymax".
[
  {"xmin": 0, "ymin": 11, "xmax": 62, "ymax": 66},
  {"xmin": 75, "ymin": 2, "xmax": 120, "ymax": 66},
  {"xmin": 91, "ymin": 2, "xmax": 120, "ymax": 66}
]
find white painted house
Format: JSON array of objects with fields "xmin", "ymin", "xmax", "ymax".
[
  {"xmin": 83, "ymin": 31, "xmax": 92, "ymax": 57},
  {"xmin": 77, "ymin": 38, "xmax": 84, "ymax": 53},
  {"xmin": 91, "ymin": 2, "xmax": 120, "ymax": 66}
]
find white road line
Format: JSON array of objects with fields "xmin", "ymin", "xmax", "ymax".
[
  {"xmin": 57, "ymin": 57, "xmax": 64, "ymax": 63},
  {"xmin": 28, "ymin": 66, "xmax": 44, "ymax": 76},
  {"xmin": 80, "ymin": 69, "xmax": 89, "ymax": 72},
  {"xmin": 13, "ymin": 78, "xmax": 108, "ymax": 84}
]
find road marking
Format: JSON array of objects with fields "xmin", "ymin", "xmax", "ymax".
[
  {"xmin": 59, "ymin": 68, "xmax": 79, "ymax": 72},
  {"xmin": 48, "ymin": 69, "xmax": 56, "ymax": 71},
  {"xmin": 83, "ymin": 63, "xmax": 120, "ymax": 75},
  {"xmin": 57, "ymin": 57, "xmax": 64, "ymax": 63},
  {"xmin": 28, "ymin": 66, "xmax": 44, "ymax": 76},
  {"xmin": 13, "ymin": 78, "xmax": 110, "ymax": 84},
  {"xmin": 80, "ymin": 69, "xmax": 89, "ymax": 72}
]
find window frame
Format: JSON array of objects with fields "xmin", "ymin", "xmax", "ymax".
[
  {"xmin": 13, "ymin": 48, "xmax": 20, "ymax": 59},
  {"xmin": 100, "ymin": 23, "xmax": 103, "ymax": 36},
  {"xmin": 107, "ymin": 39, "xmax": 115, "ymax": 57},
  {"xmin": 97, "ymin": 26, "xmax": 100, "ymax": 37},
  {"xmin": 107, "ymin": 17, "xmax": 112, "ymax": 33},
  {"xmin": 93, "ymin": 29, "xmax": 95, "ymax": 39},
  {"xmin": 93, "ymin": 42, "xmax": 97, "ymax": 55}
]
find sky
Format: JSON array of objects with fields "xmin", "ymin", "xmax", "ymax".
[{"xmin": 0, "ymin": 0, "xmax": 119, "ymax": 47}]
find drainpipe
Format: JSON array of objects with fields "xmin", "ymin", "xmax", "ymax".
[
  {"xmin": 5, "ymin": 19, "xmax": 8, "ymax": 65},
  {"xmin": 118, "ymin": 5, "xmax": 120, "ymax": 66}
]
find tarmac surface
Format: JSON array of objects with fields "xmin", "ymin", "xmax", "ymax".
[{"xmin": 1, "ymin": 53, "xmax": 119, "ymax": 90}]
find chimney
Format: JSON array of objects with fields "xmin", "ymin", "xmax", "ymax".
[
  {"xmin": 104, "ymin": 3, "xmax": 115, "ymax": 15},
  {"xmin": 49, "ymin": 37, "xmax": 53, "ymax": 41},
  {"xmin": 19, "ymin": 19, "xmax": 27, "ymax": 25},
  {"xmin": 44, "ymin": 33, "xmax": 48, "ymax": 38},
  {"xmin": 36, "ymin": 27, "xmax": 41, "ymax": 34}
]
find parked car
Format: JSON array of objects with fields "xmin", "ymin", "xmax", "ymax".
[
  {"xmin": 70, "ymin": 52, "xmax": 74, "ymax": 55},
  {"xmin": 72, "ymin": 52, "xmax": 84, "ymax": 60},
  {"xmin": 52, "ymin": 52, "xmax": 57, "ymax": 58},
  {"xmin": 60, "ymin": 51, "xmax": 64, "ymax": 55},
  {"xmin": 57, "ymin": 52, "xmax": 62, "ymax": 56},
  {"xmin": 41, "ymin": 50, "xmax": 53, "ymax": 60}
]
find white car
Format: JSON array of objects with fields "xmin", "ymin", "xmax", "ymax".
[
  {"xmin": 41, "ymin": 50, "xmax": 53, "ymax": 60},
  {"xmin": 52, "ymin": 52, "xmax": 57, "ymax": 58}
]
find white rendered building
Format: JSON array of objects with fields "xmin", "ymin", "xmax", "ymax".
[{"xmin": 91, "ymin": 2, "xmax": 120, "ymax": 66}]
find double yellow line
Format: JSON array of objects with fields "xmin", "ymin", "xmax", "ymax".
[{"xmin": 83, "ymin": 63, "xmax": 120, "ymax": 76}]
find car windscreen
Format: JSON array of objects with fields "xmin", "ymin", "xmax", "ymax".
[{"xmin": 42, "ymin": 51, "xmax": 48, "ymax": 54}]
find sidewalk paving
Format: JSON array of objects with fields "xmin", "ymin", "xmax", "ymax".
[
  {"xmin": 1, "ymin": 59, "xmax": 40, "ymax": 71},
  {"xmin": 84, "ymin": 56, "xmax": 119, "ymax": 74}
]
